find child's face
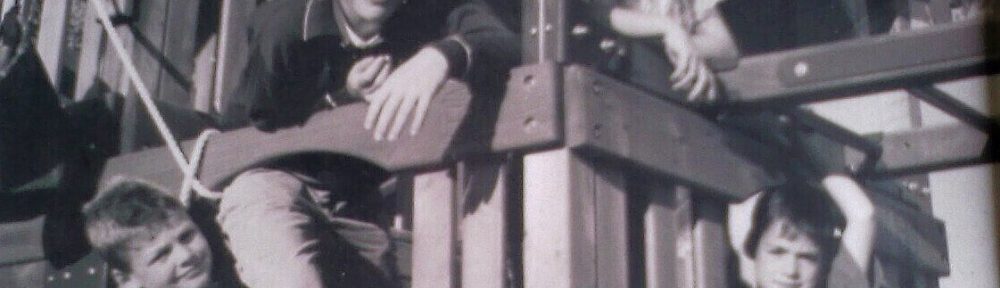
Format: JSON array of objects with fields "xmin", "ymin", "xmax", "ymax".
[
  {"xmin": 115, "ymin": 220, "xmax": 213, "ymax": 288},
  {"xmin": 340, "ymin": 0, "xmax": 404, "ymax": 23},
  {"xmin": 753, "ymin": 219, "xmax": 823, "ymax": 288}
]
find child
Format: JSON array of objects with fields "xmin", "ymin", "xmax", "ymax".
[
  {"xmin": 742, "ymin": 174, "xmax": 875, "ymax": 288},
  {"xmin": 602, "ymin": 0, "xmax": 739, "ymax": 102},
  {"xmin": 83, "ymin": 180, "xmax": 220, "ymax": 288},
  {"xmin": 215, "ymin": 0, "xmax": 518, "ymax": 287}
]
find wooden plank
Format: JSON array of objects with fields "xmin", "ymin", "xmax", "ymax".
[
  {"xmin": 674, "ymin": 185, "xmax": 697, "ymax": 288},
  {"xmin": 213, "ymin": 0, "xmax": 256, "ymax": 113},
  {"xmin": 523, "ymin": 149, "xmax": 597, "ymax": 288},
  {"xmin": 846, "ymin": 123, "xmax": 994, "ymax": 177},
  {"xmin": 460, "ymin": 157, "xmax": 510, "ymax": 288},
  {"xmin": 412, "ymin": 169, "xmax": 458, "ymax": 288},
  {"xmin": 155, "ymin": 0, "xmax": 199, "ymax": 107},
  {"xmin": 120, "ymin": 0, "xmax": 169, "ymax": 151},
  {"xmin": 0, "ymin": 216, "xmax": 46, "ymax": 265},
  {"xmin": 868, "ymin": 189, "xmax": 950, "ymax": 274},
  {"xmin": 692, "ymin": 198, "xmax": 729, "ymax": 288},
  {"xmin": 99, "ymin": 66, "xmax": 562, "ymax": 194},
  {"xmin": 641, "ymin": 180, "xmax": 685, "ymax": 288},
  {"xmin": 563, "ymin": 65, "xmax": 779, "ymax": 201},
  {"xmin": 192, "ymin": 34, "xmax": 217, "ymax": 112},
  {"xmin": 72, "ymin": 0, "xmax": 106, "ymax": 101},
  {"xmin": 36, "ymin": 0, "xmax": 70, "ymax": 86},
  {"xmin": 718, "ymin": 21, "xmax": 993, "ymax": 106},
  {"xmin": 0, "ymin": 260, "xmax": 48, "ymax": 288},
  {"xmin": 593, "ymin": 158, "xmax": 628, "ymax": 288}
]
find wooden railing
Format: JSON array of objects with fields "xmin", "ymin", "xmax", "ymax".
[{"xmin": 3, "ymin": 0, "xmax": 995, "ymax": 287}]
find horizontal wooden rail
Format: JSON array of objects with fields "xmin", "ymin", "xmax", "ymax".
[
  {"xmin": 847, "ymin": 123, "xmax": 995, "ymax": 177},
  {"xmin": 562, "ymin": 65, "xmax": 781, "ymax": 201},
  {"xmin": 99, "ymin": 64, "xmax": 563, "ymax": 193},
  {"xmin": 718, "ymin": 20, "xmax": 996, "ymax": 106}
]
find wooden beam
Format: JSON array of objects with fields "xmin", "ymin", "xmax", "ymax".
[
  {"xmin": 212, "ymin": 0, "xmax": 256, "ymax": 113},
  {"xmin": 640, "ymin": 180, "xmax": 687, "ymax": 288},
  {"xmin": 562, "ymin": 65, "xmax": 779, "ymax": 201},
  {"xmin": 691, "ymin": 198, "xmax": 729, "ymax": 288},
  {"xmin": 156, "ymin": 0, "xmax": 199, "ymax": 107},
  {"xmin": 460, "ymin": 157, "xmax": 511, "ymax": 288},
  {"xmin": 593, "ymin": 157, "xmax": 628, "ymax": 288},
  {"xmin": 36, "ymin": 0, "xmax": 70, "ymax": 86},
  {"xmin": 99, "ymin": 64, "xmax": 562, "ymax": 194},
  {"xmin": 718, "ymin": 21, "xmax": 995, "ymax": 107},
  {"xmin": 868, "ymin": 188, "xmax": 950, "ymax": 274},
  {"xmin": 846, "ymin": 123, "xmax": 994, "ymax": 177},
  {"xmin": 412, "ymin": 169, "xmax": 458, "ymax": 288},
  {"xmin": 523, "ymin": 149, "xmax": 596, "ymax": 288},
  {"xmin": 0, "ymin": 216, "xmax": 46, "ymax": 265}
]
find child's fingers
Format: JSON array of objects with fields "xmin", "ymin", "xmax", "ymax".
[
  {"xmin": 410, "ymin": 93, "xmax": 432, "ymax": 135},
  {"xmin": 687, "ymin": 67, "xmax": 711, "ymax": 101},
  {"xmin": 387, "ymin": 97, "xmax": 417, "ymax": 141},
  {"xmin": 365, "ymin": 90, "xmax": 388, "ymax": 130},
  {"xmin": 672, "ymin": 57, "xmax": 698, "ymax": 91},
  {"xmin": 370, "ymin": 61, "xmax": 392, "ymax": 91},
  {"xmin": 374, "ymin": 92, "xmax": 405, "ymax": 141}
]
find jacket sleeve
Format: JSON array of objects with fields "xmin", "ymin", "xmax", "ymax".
[{"xmin": 433, "ymin": 0, "xmax": 520, "ymax": 78}]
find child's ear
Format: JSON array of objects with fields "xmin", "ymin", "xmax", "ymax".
[{"xmin": 110, "ymin": 269, "xmax": 139, "ymax": 288}]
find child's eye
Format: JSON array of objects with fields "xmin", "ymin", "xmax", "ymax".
[
  {"xmin": 151, "ymin": 247, "xmax": 171, "ymax": 264},
  {"xmin": 767, "ymin": 247, "xmax": 787, "ymax": 255},
  {"xmin": 179, "ymin": 230, "xmax": 195, "ymax": 244}
]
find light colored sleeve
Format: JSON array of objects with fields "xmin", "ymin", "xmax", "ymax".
[{"xmin": 693, "ymin": 0, "xmax": 724, "ymax": 22}]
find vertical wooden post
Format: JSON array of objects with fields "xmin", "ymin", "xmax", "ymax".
[
  {"xmin": 461, "ymin": 157, "xmax": 511, "ymax": 288},
  {"xmin": 524, "ymin": 149, "xmax": 627, "ymax": 288},
  {"xmin": 212, "ymin": 0, "xmax": 255, "ymax": 113},
  {"xmin": 594, "ymin": 159, "xmax": 628, "ymax": 288},
  {"xmin": 642, "ymin": 181, "xmax": 687, "ymax": 288},
  {"xmin": 413, "ymin": 168, "xmax": 458, "ymax": 288},
  {"xmin": 36, "ymin": 0, "xmax": 70, "ymax": 85},
  {"xmin": 692, "ymin": 198, "xmax": 729, "ymax": 288}
]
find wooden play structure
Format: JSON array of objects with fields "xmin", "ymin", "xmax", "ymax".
[{"xmin": 1, "ymin": 0, "xmax": 996, "ymax": 287}]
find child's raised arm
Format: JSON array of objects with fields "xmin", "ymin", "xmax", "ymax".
[
  {"xmin": 821, "ymin": 174, "xmax": 876, "ymax": 272},
  {"xmin": 608, "ymin": 6, "xmax": 737, "ymax": 102}
]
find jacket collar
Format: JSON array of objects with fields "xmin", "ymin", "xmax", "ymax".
[{"xmin": 302, "ymin": 0, "xmax": 338, "ymax": 42}]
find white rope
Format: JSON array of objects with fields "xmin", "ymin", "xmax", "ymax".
[
  {"xmin": 179, "ymin": 129, "xmax": 223, "ymax": 206},
  {"xmin": 89, "ymin": 0, "xmax": 221, "ymax": 205}
]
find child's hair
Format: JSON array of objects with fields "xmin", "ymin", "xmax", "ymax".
[
  {"xmin": 83, "ymin": 179, "xmax": 189, "ymax": 272},
  {"xmin": 744, "ymin": 181, "xmax": 845, "ymax": 261}
]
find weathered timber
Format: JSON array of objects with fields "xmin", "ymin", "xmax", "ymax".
[
  {"xmin": 460, "ymin": 157, "xmax": 512, "ymax": 288},
  {"xmin": 718, "ymin": 20, "xmax": 995, "ymax": 106},
  {"xmin": 412, "ymin": 169, "xmax": 458, "ymax": 288},
  {"xmin": 99, "ymin": 64, "xmax": 562, "ymax": 193},
  {"xmin": 523, "ymin": 149, "xmax": 597, "ymax": 288},
  {"xmin": 0, "ymin": 217, "xmax": 46, "ymax": 266},
  {"xmin": 846, "ymin": 123, "xmax": 995, "ymax": 177},
  {"xmin": 562, "ymin": 65, "xmax": 780, "ymax": 201}
]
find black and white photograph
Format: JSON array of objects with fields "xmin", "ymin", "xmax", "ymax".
[{"xmin": 0, "ymin": 0, "xmax": 996, "ymax": 287}]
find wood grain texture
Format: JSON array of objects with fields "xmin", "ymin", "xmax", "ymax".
[{"xmin": 412, "ymin": 169, "xmax": 458, "ymax": 288}]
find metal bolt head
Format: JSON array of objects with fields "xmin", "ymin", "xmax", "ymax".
[
  {"xmin": 529, "ymin": 27, "xmax": 538, "ymax": 35},
  {"xmin": 906, "ymin": 181, "xmax": 921, "ymax": 191},
  {"xmin": 63, "ymin": 272, "xmax": 72, "ymax": 279},
  {"xmin": 543, "ymin": 24, "xmax": 553, "ymax": 31},
  {"xmin": 599, "ymin": 39, "xmax": 617, "ymax": 52},
  {"xmin": 88, "ymin": 267, "xmax": 97, "ymax": 275},
  {"xmin": 571, "ymin": 24, "xmax": 590, "ymax": 37},
  {"xmin": 793, "ymin": 61, "xmax": 810, "ymax": 78}
]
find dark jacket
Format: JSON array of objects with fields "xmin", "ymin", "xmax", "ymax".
[{"xmin": 219, "ymin": 0, "xmax": 519, "ymax": 131}]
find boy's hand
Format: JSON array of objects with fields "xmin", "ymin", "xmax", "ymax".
[
  {"xmin": 364, "ymin": 47, "xmax": 449, "ymax": 141},
  {"xmin": 661, "ymin": 23, "xmax": 717, "ymax": 103},
  {"xmin": 347, "ymin": 55, "xmax": 391, "ymax": 99}
]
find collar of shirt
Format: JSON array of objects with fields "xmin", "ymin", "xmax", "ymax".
[{"xmin": 302, "ymin": 0, "xmax": 383, "ymax": 49}]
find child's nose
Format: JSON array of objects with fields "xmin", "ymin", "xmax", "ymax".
[
  {"xmin": 779, "ymin": 256, "xmax": 800, "ymax": 278},
  {"xmin": 174, "ymin": 244, "xmax": 198, "ymax": 265}
]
